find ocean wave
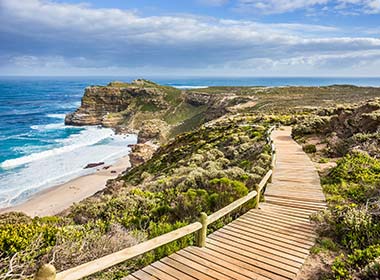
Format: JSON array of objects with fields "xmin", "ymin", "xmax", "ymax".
[
  {"xmin": 0, "ymin": 133, "xmax": 137, "ymax": 208},
  {"xmin": 56, "ymin": 102, "xmax": 81, "ymax": 109},
  {"xmin": 46, "ymin": 113, "xmax": 66, "ymax": 119},
  {"xmin": 0, "ymin": 127, "xmax": 115, "ymax": 169},
  {"xmin": 30, "ymin": 123, "xmax": 66, "ymax": 131}
]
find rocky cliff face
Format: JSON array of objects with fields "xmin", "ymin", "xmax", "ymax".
[
  {"xmin": 65, "ymin": 80, "xmax": 168, "ymax": 127},
  {"xmin": 65, "ymin": 79, "xmax": 248, "ymax": 143}
]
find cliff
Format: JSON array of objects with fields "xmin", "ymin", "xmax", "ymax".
[{"xmin": 65, "ymin": 79, "xmax": 245, "ymax": 143}]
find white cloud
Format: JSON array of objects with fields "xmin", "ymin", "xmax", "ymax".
[
  {"xmin": 337, "ymin": 0, "xmax": 380, "ymax": 13},
  {"xmin": 234, "ymin": 0, "xmax": 380, "ymax": 14},
  {"xmin": 235, "ymin": 0, "xmax": 329, "ymax": 14},
  {"xmin": 0, "ymin": 0, "xmax": 380, "ymax": 75}
]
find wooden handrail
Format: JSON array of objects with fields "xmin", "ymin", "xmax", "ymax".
[
  {"xmin": 255, "ymin": 169, "xmax": 273, "ymax": 208},
  {"xmin": 56, "ymin": 222, "xmax": 202, "ymax": 280},
  {"xmin": 207, "ymin": 190, "xmax": 258, "ymax": 225},
  {"xmin": 35, "ymin": 125, "xmax": 277, "ymax": 280}
]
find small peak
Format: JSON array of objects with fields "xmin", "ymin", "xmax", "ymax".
[
  {"xmin": 107, "ymin": 81, "xmax": 131, "ymax": 87},
  {"xmin": 131, "ymin": 79, "xmax": 158, "ymax": 87}
]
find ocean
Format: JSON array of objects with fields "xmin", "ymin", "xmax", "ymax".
[{"xmin": 1, "ymin": 76, "xmax": 380, "ymax": 208}]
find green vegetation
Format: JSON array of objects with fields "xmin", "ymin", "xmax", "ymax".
[
  {"xmin": 3, "ymin": 81, "xmax": 380, "ymax": 279},
  {"xmin": 0, "ymin": 117, "xmax": 271, "ymax": 279},
  {"xmin": 303, "ymin": 144, "xmax": 317, "ymax": 154},
  {"xmin": 294, "ymin": 99, "xmax": 380, "ymax": 279}
]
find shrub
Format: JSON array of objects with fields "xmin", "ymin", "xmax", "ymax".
[
  {"xmin": 332, "ymin": 245, "xmax": 380, "ymax": 280},
  {"xmin": 303, "ymin": 144, "xmax": 317, "ymax": 153}
]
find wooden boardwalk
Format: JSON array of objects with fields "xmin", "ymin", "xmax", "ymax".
[{"xmin": 125, "ymin": 127, "xmax": 326, "ymax": 280}]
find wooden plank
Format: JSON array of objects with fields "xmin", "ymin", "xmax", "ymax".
[
  {"xmin": 259, "ymin": 204, "xmax": 316, "ymax": 217},
  {"xmin": 255, "ymin": 208, "xmax": 312, "ymax": 223},
  {"xmin": 206, "ymin": 243, "xmax": 293, "ymax": 280},
  {"xmin": 266, "ymin": 193, "xmax": 325, "ymax": 203},
  {"xmin": 265, "ymin": 199, "xmax": 326, "ymax": 211},
  {"xmin": 183, "ymin": 247, "xmax": 269, "ymax": 280},
  {"xmin": 265, "ymin": 198, "xmax": 326, "ymax": 209},
  {"xmin": 266, "ymin": 189, "xmax": 325, "ymax": 197},
  {"xmin": 211, "ymin": 230, "xmax": 305, "ymax": 264},
  {"xmin": 232, "ymin": 219, "xmax": 315, "ymax": 244},
  {"xmin": 178, "ymin": 248, "xmax": 250, "ymax": 280},
  {"xmin": 246, "ymin": 210, "xmax": 315, "ymax": 230},
  {"xmin": 192, "ymin": 247, "xmax": 287, "ymax": 280},
  {"xmin": 227, "ymin": 222, "xmax": 314, "ymax": 249},
  {"xmin": 151, "ymin": 261, "xmax": 196, "ymax": 280},
  {"xmin": 244, "ymin": 212, "xmax": 315, "ymax": 233},
  {"xmin": 160, "ymin": 256, "xmax": 216, "ymax": 280},
  {"xmin": 265, "ymin": 197, "xmax": 327, "ymax": 207},
  {"xmin": 132, "ymin": 270, "xmax": 159, "ymax": 280},
  {"xmin": 208, "ymin": 235, "xmax": 301, "ymax": 272},
  {"xmin": 171, "ymin": 251, "xmax": 235, "ymax": 280},
  {"xmin": 268, "ymin": 185, "xmax": 323, "ymax": 192},
  {"xmin": 217, "ymin": 226, "xmax": 309, "ymax": 258},
  {"xmin": 123, "ymin": 275, "xmax": 140, "ymax": 280},
  {"xmin": 142, "ymin": 265, "xmax": 178, "ymax": 280},
  {"xmin": 237, "ymin": 216, "xmax": 316, "ymax": 240}
]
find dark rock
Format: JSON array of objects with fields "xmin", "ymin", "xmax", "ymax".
[{"xmin": 84, "ymin": 162, "xmax": 104, "ymax": 169}]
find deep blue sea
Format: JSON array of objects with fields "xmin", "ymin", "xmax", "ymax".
[{"xmin": 1, "ymin": 76, "xmax": 380, "ymax": 208}]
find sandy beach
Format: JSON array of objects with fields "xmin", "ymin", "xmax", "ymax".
[{"xmin": 0, "ymin": 156, "xmax": 131, "ymax": 217}]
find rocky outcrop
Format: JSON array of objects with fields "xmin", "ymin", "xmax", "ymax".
[
  {"xmin": 65, "ymin": 79, "xmax": 252, "ymax": 143},
  {"xmin": 185, "ymin": 92, "xmax": 212, "ymax": 106},
  {"xmin": 65, "ymin": 80, "xmax": 168, "ymax": 127},
  {"xmin": 293, "ymin": 98, "xmax": 380, "ymax": 157},
  {"xmin": 129, "ymin": 144, "xmax": 157, "ymax": 168},
  {"xmin": 138, "ymin": 119, "xmax": 170, "ymax": 144}
]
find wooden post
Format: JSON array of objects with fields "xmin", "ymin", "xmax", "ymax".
[
  {"xmin": 255, "ymin": 185, "xmax": 260, "ymax": 209},
  {"xmin": 269, "ymin": 155, "xmax": 274, "ymax": 183},
  {"xmin": 35, "ymin": 264, "xmax": 56, "ymax": 280},
  {"xmin": 197, "ymin": 212, "xmax": 208, "ymax": 247}
]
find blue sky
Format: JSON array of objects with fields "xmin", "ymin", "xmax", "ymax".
[{"xmin": 1, "ymin": 0, "xmax": 380, "ymax": 76}]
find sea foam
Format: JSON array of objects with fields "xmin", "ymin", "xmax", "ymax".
[
  {"xmin": 47, "ymin": 113, "xmax": 67, "ymax": 119},
  {"xmin": 0, "ymin": 128, "xmax": 137, "ymax": 207},
  {"xmin": 1, "ymin": 127, "xmax": 119, "ymax": 168}
]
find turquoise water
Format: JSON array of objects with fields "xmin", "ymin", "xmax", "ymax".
[{"xmin": 1, "ymin": 76, "xmax": 380, "ymax": 207}]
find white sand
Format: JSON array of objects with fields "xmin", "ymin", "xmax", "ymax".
[{"xmin": 0, "ymin": 156, "xmax": 131, "ymax": 217}]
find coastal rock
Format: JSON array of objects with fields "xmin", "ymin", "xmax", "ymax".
[
  {"xmin": 65, "ymin": 81, "xmax": 169, "ymax": 127},
  {"xmin": 138, "ymin": 119, "xmax": 170, "ymax": 143},
  {"xmin": 101, "ymin": 113, "xmax": 125, "ymax": 128},
  {"xmin": 129, "ymin": 143, "xmax": 157, "ymax": 168},
  {"xmin": 84, "ymin": 162, "xmax": 104, "ymax": 169},
  {"xmin": 65, "ymin": 79, "xmax": 252, "ymax": 144}
]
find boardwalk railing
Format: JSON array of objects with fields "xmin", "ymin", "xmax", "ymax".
[{"xmin": 35, "ymin": 126, "xmax": 276, "ymax": 280}]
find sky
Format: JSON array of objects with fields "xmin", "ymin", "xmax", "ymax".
[{"xmin": 1, "ymin": 0, "xmax": 380, "ymax": 76}]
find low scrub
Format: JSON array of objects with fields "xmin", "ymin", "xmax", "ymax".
[{"xmin": 0, "ymin": 117, "xmax": 272, "ymax": 279}]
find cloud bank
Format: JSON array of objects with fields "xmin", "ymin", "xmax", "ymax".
[{"xmin": 0, "ymin": 0, "xmax": 380, "ymax": 76}]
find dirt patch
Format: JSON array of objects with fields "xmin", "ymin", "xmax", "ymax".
[{"xmin": 296, "ymin": 252, "xmax": 338, "ymax": 280}]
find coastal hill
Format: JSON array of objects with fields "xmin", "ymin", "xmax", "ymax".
[
  {"xmin": 1, "ymin": 81, "xmax": 380, "ymax": 279},
  {"xmin": 65, "ymin": 80, "xmax": 380, "ymax": 144},
  {"xmin": 65, "ymin": 79, "xmax": 251, "ymax": 143}
]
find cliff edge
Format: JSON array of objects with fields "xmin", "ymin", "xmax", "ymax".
[{"xmin": 65, "ymin": 79, "xmax": 246, "ymax": 143}]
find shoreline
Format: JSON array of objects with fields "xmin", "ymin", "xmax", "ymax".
[{"xmin": 0, "ymin": 155, "xmax": 131, "ymax": 217}]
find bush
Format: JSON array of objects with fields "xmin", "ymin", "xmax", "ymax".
[
  {"xmin": 332, "ymin": 245, "xmax": 380, "ymax": 280},
  {"xmin": 303, "ymin": 144, "xmax": 317, "ymax": 153}
]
